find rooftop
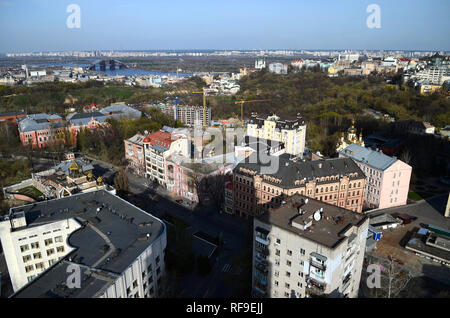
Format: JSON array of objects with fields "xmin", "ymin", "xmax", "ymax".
[
  {"xmin": 143, "ymin": 130, "xmax": 173, "ymax": 149},
  {"xmin": 235, "ymin": 156, "xmax": 365, "ymax": 188},
  {"xmin": 257, "ymin": 194, "xmax": 368, "ymax": 248},
  {"xmin": 339, "ymin": 143, "xmax": 399, "ymax": 171},
  {"xmin": 9, "ymin": 190, "xmax": 165, "ymax": 298}
]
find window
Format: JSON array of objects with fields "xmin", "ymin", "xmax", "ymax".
[
  {"xmin": 147, "ymin": 264, "xmax": 152, "ymax": 273},
  {"xmin": 298, "ymin": 282, "xmax": 302, "ymax": 288},
  {"xmin": 300, "ymin": 248, "xmax": 305, "ymax": 256},
  {"xmin": 31, "ymin": 242, "xmax": 40, "ymax": 249},
  {"xmin": 285, "ymin": 283, "xmax": 290, "ymax": 289},
  {"xmin": 299, "ymin": 272, "xmax": 304, "ymax": 278},
  {"xmin": 286, "ymin": 260, "xmax": 292, "ymax": 267},
  {"xmin": 44, "ymin": 238, "xmax": 53, "ymax": 246},
  {"xmin": 46, "ymin": 248, "xmax": 55, "ymax": 256},
  {"xmin": 274, "ymin": 270, "xmax": 279, "ymax": 277},
  {"xmin": 33, "ymin": 252, "xmax": 42, "ymax": 259},
  {"xmin": 23, "ymin": 255, "xmax": 31, "ymax": 263},
  {"xmin": 35, "ymin": 262, "xmax": 44, "ymax": 269},
  {"xmin": 287, "ymin": 250, "xmax": 292, "ymax": 256},
  {"xmin": 284, "ymin": 292, "xmax": 289, "ymax": 297},
  {"xmin": 56, "ymin": 246, "xmax": 65, "ymax": 253},
  {"xmin": 54, "ymin": 236, "xmax": 63, "ymax": 243},
  {"xmin": 25, "ymin": 265, "xmax": 34, "ymax": 273},
  {"xmin": 286, "ymin": 271, "xmax": 291, "ymax": 278},
  {"xmin": 276, "ymin": 238, "xmax": 281, "ymax": 245},
  {"xmin": 133, "ymin": 280, "xmax": 138, "ymax": 288},
  {"xmin": 155, "ymin": 256, "xmax": 160, "ymax": 264},
  {"xmin": 20, "ymin": 244, "xmax": 29, "ymax": 253},
  {"xmin": 274, "ymin": 280, "xmax": 279, "ymax": 287},
  {"xmin": 275, "ymin": 249, "xmax": 280, "ymax": 256}
]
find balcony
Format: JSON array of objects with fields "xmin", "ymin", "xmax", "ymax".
[
  {"xmin": 255, "ymin": 259, "xmax": 269, "ymax": 273},
  {"xmin": 310, "ymin": 259, "xmax": 327, "ymax": 271},
  {"xmin": 255, "ymin": 245, "xmax": 269, "ymax": 256},
  {"xmin": 255, "ymin": 227, "xmax": 270, "ymax": 245},
  {"xmin": 306, "ymin": 275, "xmax": 326, "ymax": 295}
]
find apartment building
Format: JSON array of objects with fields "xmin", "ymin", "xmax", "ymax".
[
  {"xmin": 246, "ymin": 113, "xmax": 307, "ymax": 156},
  {"xmin": 143, "ymin": 129, "xmax": 190, "ymax": 187},
  {"xmin": 0, "ymin": 190, "xmax": 166, "ymax": 298},
  {"xmin": 163, "ymin": 104, "xmax": 211, "ymax": 127},
  {"xmin": 339, "ymin": 144, "xmax": 412, "ymax": 209},
  {"xmin": 124, "ymin": 132, "xmax": 147, "ymax": 176},
  {"xmin": 165, "ymin": 153, "xmax": 233, "ymax": 203},
  {"xmin": 252, "ymin": 194, "xmax": 369, "ymax": 298},
  {"xmin": 233, "ymin": 156, "xmax": 366, "ymax": 218}
]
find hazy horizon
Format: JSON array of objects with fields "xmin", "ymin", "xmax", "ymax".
[{"xmin": 1, "ymin": 0, "xmax": 449, "ymax": 53}]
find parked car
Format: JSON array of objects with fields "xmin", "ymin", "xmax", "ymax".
[{"xmin": 392, "ymin": 213, "xmax": 417, "ymax": 224}]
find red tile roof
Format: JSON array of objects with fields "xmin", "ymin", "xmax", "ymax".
[{"xmin": 143, "ymin": 130, "xmax": 173, "ymax": 149}]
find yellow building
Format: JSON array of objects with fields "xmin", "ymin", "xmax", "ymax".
[{"xmin": 246, "ymin": 113, "xmax": 306, "ymax": 156}]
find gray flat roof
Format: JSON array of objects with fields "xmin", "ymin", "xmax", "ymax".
[
  {"xmin": 257, "ymin": 194, "xmax": 368, "ymax": 249},
  {"xmin": 10, "ymin": 190, "xmax": 165, "ymax": 298}
]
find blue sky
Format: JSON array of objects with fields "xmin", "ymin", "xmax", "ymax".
[{"xmin": 0, "ymin": 0, "xmax": 449, "ymax": 53}]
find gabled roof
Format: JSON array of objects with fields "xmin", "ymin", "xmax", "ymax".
[{"xmin": 339, "ymin": 143, "xmax": 398, "ymax": 171}]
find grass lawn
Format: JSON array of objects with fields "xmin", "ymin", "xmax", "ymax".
[
  {"xmin": 17, "ymin": 186, "xmax": 43, "ymax": 200},
  {"xmin": 408, "ymin": 191, "xmax": 433, "ymax": 201}
]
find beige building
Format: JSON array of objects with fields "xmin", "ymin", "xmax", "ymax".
[
  {"xmin": 246, "ymin": 113, "xmax": 306, "ymax": 156},
  {"xmin": 252, "ymin": 194, "xmax": 369, "ymax": 298}
]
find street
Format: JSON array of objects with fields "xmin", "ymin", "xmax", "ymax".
[{"xmin": 89, "ymin": 156, "xmax": 253, "ymax": 298}]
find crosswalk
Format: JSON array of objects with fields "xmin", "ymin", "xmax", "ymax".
[{"xmin": 222, "ymin": 264, "xmax": 232, "ymax": 273}]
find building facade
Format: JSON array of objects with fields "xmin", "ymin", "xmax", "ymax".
[
  {"xmin": 124, "ymin": 133, "xmax": 147, "ymax": 176},
  {"xmin": 252, "ymin": 194, "xmax": 369, "ymax": 298},
  {"xmin": 246, "ymin": 113, "xmax": 307, "ymax": 156},
  {"xmin": 339, "ymin": 144, "xmax": 412, "ymax": 209},
  {"xmin": 143, "ymin": 129, "xmax": 190, "ymax": 187},
  {"xmin": 233, "ymin": 157, "xmax": 366, "ymax": 218}
]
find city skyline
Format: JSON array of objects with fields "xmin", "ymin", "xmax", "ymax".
[{"xmin": 1, "ymin": 0, "xmax": 450, "ymax": 53}]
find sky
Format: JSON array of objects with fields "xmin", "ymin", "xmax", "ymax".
[{"xmin": 0, "ymin": 0, "xmax": 449, "ymax": 53}]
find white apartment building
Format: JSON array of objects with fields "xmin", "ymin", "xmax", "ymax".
[
  {"xmin": 411, "ymin": 65, "xmax": 450, "ymax": 85},
  {"xmin": 143, "ymin": 128, "xmax": 191, "ymax": 187},
  {"xmin": 1, "ymin": 190, "xmax": 167, "ymax": 298},
  {"xmin": 252, "ymin": 194, "xmax": 369, "ymax": 298},
  {"xmin": 246, "ymin": 113, "xmax": 306, "ymax": 156},
  {"xmin": 339, "ymin": 143, "xmax": 412, "ymax": 209},
  {"xmin": 268, "ymin": 63, "xmax": 288, "ymax": 74}
]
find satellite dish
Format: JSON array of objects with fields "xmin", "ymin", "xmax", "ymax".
[{"xmin": 314, "ymin": 211, "xmax": 322, "ymax": 221}]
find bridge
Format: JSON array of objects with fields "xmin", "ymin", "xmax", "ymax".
[{"xmin": 87, "ymin": 59, "xmax": 128, "ymax": 71}]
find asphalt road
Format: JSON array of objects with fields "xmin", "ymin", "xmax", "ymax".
[{"xmin": 88, "ymin": 156, "xmax": 253, "ymax": 298}]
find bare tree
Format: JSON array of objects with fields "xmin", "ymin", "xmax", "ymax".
[{"xmin": 360, "ymin": 254, "xmax": 413, "ymax": 298}]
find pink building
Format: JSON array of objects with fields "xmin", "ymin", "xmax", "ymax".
[
  {"xmin": 165, "ymin": 153, "xmax": 233, "ymax": 203},
  {"xmin": 339, "ymin": 144, "xmax": 412, "ymax": 209},
  {"xmin": 18, "ymin": 114, "xmax": 66, "ymax": 148}
]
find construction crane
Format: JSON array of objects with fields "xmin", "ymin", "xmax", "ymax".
[{"xmin": 234, "ymin": 99, "xmax": 270, "ymax": 122}]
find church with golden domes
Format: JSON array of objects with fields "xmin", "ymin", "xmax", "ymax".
[{"xmin": 336, "ymin": 120, "xmax": 365, "ymax": 152}]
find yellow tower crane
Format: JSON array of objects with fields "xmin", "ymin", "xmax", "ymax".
[{"xmin": 234, "ymin": 99, "xmax": 270, "ymax": 122}]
